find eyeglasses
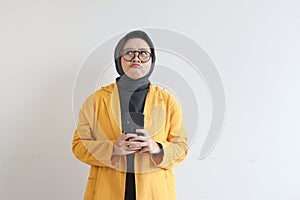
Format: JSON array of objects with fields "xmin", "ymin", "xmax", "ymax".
[{"xmin": 120, "ymin": 50, "xmax": 152, "ymax": 63}]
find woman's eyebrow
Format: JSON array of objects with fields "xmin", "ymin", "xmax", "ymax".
[
  {"xmin": 123, "ymin": 48, "xmax": 135, "ymax": 51},
  {"xmin": 138, "ymin": 48, "xmax": 151, "ymax": 51},
  {"xmin": 123, "ymin": 48, "xmax": 150, "ymax": 51}
]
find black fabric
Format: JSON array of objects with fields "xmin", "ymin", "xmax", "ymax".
[{"xmin": 124, "ymin": 172, "xmax": 136, "ymax": 200}]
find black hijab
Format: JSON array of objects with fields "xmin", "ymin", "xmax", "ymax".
[{"xmin": 114, "ymin": 30, "xmax": 156, "ymax": 116}]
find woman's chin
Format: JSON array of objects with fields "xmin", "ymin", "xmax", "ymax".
[{"xmin": 126, "ymin": 72, "xmax": 144, "ymax": 80}]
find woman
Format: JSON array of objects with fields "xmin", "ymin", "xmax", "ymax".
[{"xmin": 72, "ymin": 30, "xmax": 188, "ymax": 200}]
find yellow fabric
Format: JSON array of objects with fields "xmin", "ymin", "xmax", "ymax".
[{"xmin": 72, "ymin": 82, "xmax": 188, "ymax": 200}]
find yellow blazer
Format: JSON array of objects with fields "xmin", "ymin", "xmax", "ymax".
[{"xmin": 72, "ymin": 82, "xmax": 188, "ymax": 200}]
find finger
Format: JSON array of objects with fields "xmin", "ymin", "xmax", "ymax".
[
  {"xmin": 129, "ymin": 137, "xmax": 147, "ymax": 142},
  {"xmin": 129, "ymin": 142, "xmax": 143, "ymax": 149},
  {"xmin": 140, "ymin": 141, "xmax": 148, "ymax": 147},
  {"xmin": 123, "ymin": 142, "xmax": 141, "ymax": 151},
  {"xmin": 124, "ymin": 141, "xmax": 140, "ymax": 147},
  {"xmin": 124, "ymin": 133, "xmax": 138, "ymax": 139},
  {"xmin": 119, "ymin": 141, "xmax": 136, "ymax": 150},
  {"xmin": 123, "ymin": 144, "xmax": 137, "ymax": 151},
  {"xmin": 135, "ymin": 129, "xmax": 149, "ymax": 136},
  {"xmin": 116, "ymin": 138, "xmax": 129, "ymax": 147}
]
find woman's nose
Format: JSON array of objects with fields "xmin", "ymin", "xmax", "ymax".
[{"xmin": 131, "ymin": 52, "xmax": 141, "ymax": 62}]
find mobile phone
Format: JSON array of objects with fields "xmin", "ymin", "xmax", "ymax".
[{"xmin": 123, "ymin": 112, "xmax": 144, "ymax": 141}]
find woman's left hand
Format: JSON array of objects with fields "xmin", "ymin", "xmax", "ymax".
[{"xmin": 129, "ymin": 129, "xmax": 161, "ymax": 154}]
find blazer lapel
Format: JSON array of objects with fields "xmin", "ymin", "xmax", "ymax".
[{"xmin": 102, "ymin": 83, "xmax": 122, "ymax": 139}]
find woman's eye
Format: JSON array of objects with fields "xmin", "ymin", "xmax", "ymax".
[
  {"xmin": 140, "ymin": 51, "xmax": 148, "ymax": 55},
  {"xmin": 125, "ymin": 51, "xmax": 133, "ymax": 55}
]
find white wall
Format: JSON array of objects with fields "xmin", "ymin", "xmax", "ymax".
[{"xmin": 1, "ymin": 0, "xmax": 299, "ymax": 199}]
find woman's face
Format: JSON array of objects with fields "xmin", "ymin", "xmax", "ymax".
[{"xmin": 121, "ymin": 38, "xmax": 152, "ymax": 80}]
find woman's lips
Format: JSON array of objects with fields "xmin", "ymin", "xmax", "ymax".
[{"xmin": 130, "ymin": 64, "xmax": 142, "ymax": 67}]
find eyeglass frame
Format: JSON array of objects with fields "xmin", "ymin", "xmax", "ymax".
[{"xmin": 120, "ymin": 49, "xmax": 153, "ymax": 63}]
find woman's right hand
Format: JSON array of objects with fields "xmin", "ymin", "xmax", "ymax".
[{"xmin": 112, "ymin": 132, "xmax": 142, "ymax": 155}]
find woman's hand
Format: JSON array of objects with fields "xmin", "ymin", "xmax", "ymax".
[
  {"xmin": 129, "ymin": 129, "xmax": 161, "ymax": 154},
  {"xmin": 112, "ymin": 132, "xmax": 143, "ymax": 155}
]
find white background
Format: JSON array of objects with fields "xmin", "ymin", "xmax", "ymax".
[{"xmin": 1, "ymin": 0, "xmax": 300, "ymax": 199}]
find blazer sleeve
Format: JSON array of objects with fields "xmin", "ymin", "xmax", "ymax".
[
  {"xmin": 72, "ymin": 94, "xmax": 117, "ymax": 168},
  {"xmin": 151, "ymin": 94, "xmax": 188, "ymax": 169}
]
